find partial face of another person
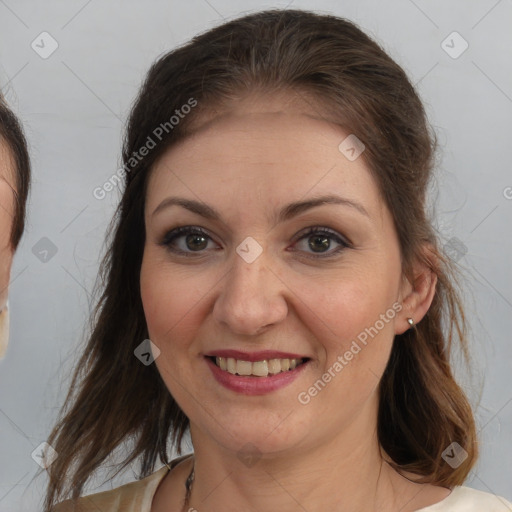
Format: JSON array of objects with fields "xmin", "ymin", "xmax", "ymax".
[
  {"xmin": 0, "ymin": 140, "xmax": 15, "ymax": 358},
  {"xmin": 140, "ymin": 93, "xmax": 416, "ymax": 457}
]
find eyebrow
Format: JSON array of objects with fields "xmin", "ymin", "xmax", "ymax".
[{"xmin": 151, "ymin": 194, "xmax": 370, "ymax": 224}]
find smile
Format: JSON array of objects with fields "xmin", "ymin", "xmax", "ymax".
[
  {"xmin": 204, "ymin": 354, "xmax": 310, "ymax": 395},
  {"xmin": 210, "ymin": 356, "xmax": 307, "ymax": 377}
]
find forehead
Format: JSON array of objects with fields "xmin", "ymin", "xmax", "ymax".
[
  {"xmin": 150, "ymin": 90, "xmax": 353, "ymax": 178},
  {"xmin": 162, "ymin": 110, "xmax": 352, "ymax": 175},
  {"xmin": 148, "ymin": 113, "xmax": 381, "ymax": 214},
  {"xmin": 144, "ymin": 91, "xmax": 387, "ymax": 228}
]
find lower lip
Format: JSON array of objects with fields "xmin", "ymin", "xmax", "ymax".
[{"xmin": 205, "ymin": 357, "xmax": 308, "ymax": 395}]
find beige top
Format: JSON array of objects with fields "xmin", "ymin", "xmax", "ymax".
[{"xmin": 53, "ymin": 455, "xmax": 512, "ymax": 511}]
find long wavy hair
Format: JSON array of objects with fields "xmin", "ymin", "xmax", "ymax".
[{"xmin": 43, "ymin": 9, "xmax": 478, "ymax": 510}]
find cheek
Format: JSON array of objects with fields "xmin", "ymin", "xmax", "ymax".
[
  {"xmin": 140, "ymin": 255, "xmax": 210, "ymax": 346},
  {"xmin": 291, "ymin": 276, "xmax": 398, "ymax": 412},
  {"xmin": 0, "ymin": 247, "xmax": 13, "ymax": 303},
  {"xmin": 281, "ymin": 265, "xmax": 400, "ymax": 404},
  {"xmin": 289, "ymin": 265, "xmax": 397, "ymax": 340}
]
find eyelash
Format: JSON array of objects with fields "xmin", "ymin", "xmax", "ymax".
[{"xmin": 159, "ymin": 225, "xmax": 351, "ymax": 259}]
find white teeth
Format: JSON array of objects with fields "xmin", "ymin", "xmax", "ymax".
[
  {"xmin": 268, "ymin": 359, "xmax": 282, "ymax": 374},
  {"xmin": 227, "ymin": 358, "xmax": 236, "ymax": 374},
  {"xmin": 214, "ymin": 356, "xmax": 305, "ymax": 376},
  {"xmin": 236, "ymin": 360, "xmax": 252, "ymax": 376},
  {"xmin": 252, "ymin": 360, "xmax": 269, "ymax": 377}
]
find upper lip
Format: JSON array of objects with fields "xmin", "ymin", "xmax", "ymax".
[{"xmin": 204, "ymin": 349, "xmax": 309, "ymax": 362}]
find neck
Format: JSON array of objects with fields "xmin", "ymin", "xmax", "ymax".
[{"xmin": 187, "ymin": 411, "xmax": 407, "ymax": 511}]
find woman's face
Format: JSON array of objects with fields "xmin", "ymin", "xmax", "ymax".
[
  {"xmin": 0, "ymin": 141, "xmax": 15, "ymax": 356},
  {"xmin": 140, "ymin": 94, "xmax": 415, "ymax": 457}
]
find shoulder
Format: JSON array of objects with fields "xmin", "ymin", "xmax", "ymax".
[
  {"xmin": 419, "ymin": 486, "xmax": 512, "ymax": 511},
  {"xmin": 52, "ymin": 454, "xmax": 192, "ymax": 512},
  {"xmin": 51, "ymin": 467, "xmax": 168, "ymax": 512}
]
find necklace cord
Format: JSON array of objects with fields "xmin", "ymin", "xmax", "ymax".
[{"xmin": 184, "ymin": 462, "xmax": 195, "ymax": 505}]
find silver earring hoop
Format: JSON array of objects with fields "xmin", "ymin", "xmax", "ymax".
[{"xmin": 407, "ymin": 318, "xmax": 414, "ymax": 327}]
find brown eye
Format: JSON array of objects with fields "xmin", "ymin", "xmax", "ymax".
[
  {"xmin": 185, "ymin": 233, "xmax": 208, "ymax": 251},
  {"xmin": 293, "ymin": 227, "xmax": 350, "ymax": 258},
  {"xmin": 308, "ymin": 234, "xmax": 331, "ymax": 253},
  {"xmin": 160, "ymin": 226, "xmax": 218, "ymax": 256}
]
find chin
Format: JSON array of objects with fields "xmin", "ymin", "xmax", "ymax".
[{"xmin": 193, "ymin": 408, "xmax": 312, "ymax": 458}]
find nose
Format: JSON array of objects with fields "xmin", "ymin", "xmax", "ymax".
[{"xmin": 212, "ymin": 248, "xmax": 288, "ymax": 336}]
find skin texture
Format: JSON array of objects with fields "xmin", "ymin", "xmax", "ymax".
[
  {"xmin": 141, "ymin": 93, "xmax": 448, "ymax": 511},
  {"xmin": 0, "ymin": 140, "xmax": 14, "ymax": 358}
]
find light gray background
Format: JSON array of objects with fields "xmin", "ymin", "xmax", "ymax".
[{"xmin": 0, "ymin": 1, "xmax": 511, "ymax": 510}]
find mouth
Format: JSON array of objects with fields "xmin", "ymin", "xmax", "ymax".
[{"xmin": 206, "ymin": 355, "xmax": 310, "ymax": 377}]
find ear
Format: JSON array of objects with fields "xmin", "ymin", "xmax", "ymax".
[{"xmin": 395, "ymin": 244, "xmax": 438, "ymax": 335}]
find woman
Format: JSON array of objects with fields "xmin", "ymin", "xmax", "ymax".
[
  {"xmin": 47, "ymin": 9, "xmax": 512, "ymax": 512},
  {"xmin": 0, "ymin": 92, "xmax": 31, "ymax": 359}
]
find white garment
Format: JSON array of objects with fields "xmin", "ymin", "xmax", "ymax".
[{"xmin": 417, "ymin": 485, "xmax": 512, "ymax": 511}]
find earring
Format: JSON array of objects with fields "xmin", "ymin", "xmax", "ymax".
[{"xmin": 407, "ymin": 318, "xmax": 414, "ymax": 328}]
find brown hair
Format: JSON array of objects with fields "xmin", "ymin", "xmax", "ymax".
[
  {"xmin": 0, "ymin": 91, "xmax": 30, "ymax": 249},
  {"xmin": 44, "ymin": 9, "xmax": 478, "ymax": 510}
]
